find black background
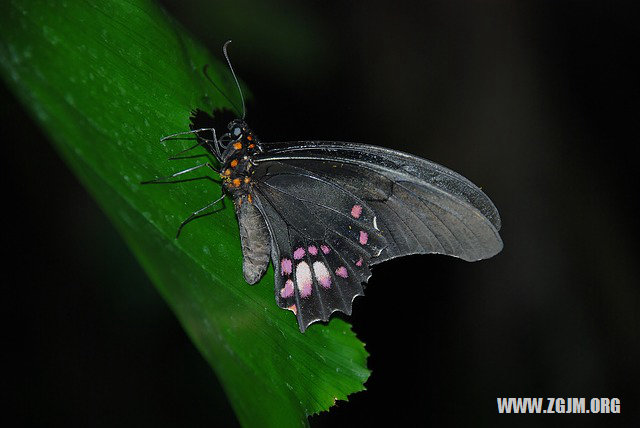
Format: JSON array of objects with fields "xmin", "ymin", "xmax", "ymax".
[{"xmin": 3, "ymin": 1, "xmax": 638, "ymax": 427}]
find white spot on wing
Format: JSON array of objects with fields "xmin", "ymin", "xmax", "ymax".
[
  {"xmin": 312, "ymin": 261, "xmax": 331, "ymax": 288},
  {"xmin": 373, "ymin": 216, "xmax": 379, "ymax": 230},
  {"xmin": 295, "ymin": 261, "xmax": 313, "ymax": 297}
]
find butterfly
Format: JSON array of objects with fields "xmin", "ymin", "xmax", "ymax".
[{"xmin": 147, "ymin": 41, "xmax": 503, "ymax": 332}]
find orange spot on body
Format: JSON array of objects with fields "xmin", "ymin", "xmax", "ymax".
[
  {"xmin": 244, "ymin": 177, "xmax": 250, "ymax": 183},
  {"xmin": 287, "ymin": 304, "xmax": 297, "ymax": 315},
  {"xmin": 248, "ymin": 194, "xmax": 253, "ymax": 204},
  {"xmin": 247, "ymin": 134, "xmax": 253, "ymax": 141},
  {"xmin": 233, "ymin": 142, "xmax": 242, "ymax": 150},
  {"xmin": 248, "ymin": 143, "xmax": 255, "ymax": 149},
  {"xmin": 230, "ymin": 159, "xmax": 238, "ymax": 167},
  {"xmin": 232, "ymin": 178, "xmax": 241, "ymax": 187},
  {"xmin": 222, "ymin": 169, "xmax": 231, "ymax": 176}
]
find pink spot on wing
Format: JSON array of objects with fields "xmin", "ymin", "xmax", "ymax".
[
  {"xmin": 335, "ymin": 266, "xmax": 348, "ymax": 278},
  {"xmin": 281, "ymin": 258, "xmax": 292, "ymax": 275},
  {"xmin": 320, "ymin": 245, "xmax": 330, "ymax": 254},
  {"xmin": 295, "ymin": 261, "xmax": 313, "ymax": 297},
  {"xmin": 359, "ymin": 231, "xmax": 368, "ymax": 245},
  {"xmin": 308, "ymin": 245, "xmax": 318, "ymax": 255},
  {"xmin": 351, "ymin": 204, "xmax": 362, "ymax": 218},
  {"xmin": 293, "ymin": 247, "xmax": 305, "ymax": 260},
  {"xmin": 280, "ymin": 279, "xmax": 294, "ymax": 298},
  {"xmin": 313, "ymin": 261, "xmax": 331, "ymax": 288},
  {"xmin": 356, "ymin": 257, "xmax": 363, "ymax": 267}
]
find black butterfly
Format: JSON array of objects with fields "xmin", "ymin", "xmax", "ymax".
[{"xmin": 147, "ymin": 42, "xmax": 503, "ymax": 332}]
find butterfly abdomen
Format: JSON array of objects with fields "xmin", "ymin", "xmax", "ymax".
[{"xmin": 235, "ymin": 195, "xmax": 271, "ymax": 285}]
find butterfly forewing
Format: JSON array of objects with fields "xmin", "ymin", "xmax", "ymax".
[
  {"xmin": 255, "ymin": 141, "xmax": 502, "ymax": 231},
  {"xmin": 254, "ymin": 142, "xmax": 503, "ymax": 264}
]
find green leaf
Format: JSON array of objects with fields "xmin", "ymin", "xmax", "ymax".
[{"xmin": 0, "ymin": 1, "xmax": 369, "ymax": 426}]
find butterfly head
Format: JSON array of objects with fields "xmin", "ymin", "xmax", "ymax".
[
  {"xmin": 216, "ymin": 119, "xmax": 261, "ymax": 162},
  {"xmin": 228, "ymin": 119, "xmax": 248, "ymax": 140}
]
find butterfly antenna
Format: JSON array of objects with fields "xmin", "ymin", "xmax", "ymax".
[{"xmin": 223, "ymin": 40, "xmax": 246, "ymax": 120}]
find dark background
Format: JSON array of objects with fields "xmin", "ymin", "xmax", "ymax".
[{"xmin": 4, "ymin": 1, "xmax": 638, "ymax": 426}]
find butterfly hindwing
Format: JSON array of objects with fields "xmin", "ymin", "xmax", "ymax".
[{"xmin": 250, "ymin": 161, "xmax": 384, "ymax": 331}]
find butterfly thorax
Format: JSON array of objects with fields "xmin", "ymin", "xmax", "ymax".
[{"xmin": 219, "ymin": 125, "xmax": 261, "ymax": 199}]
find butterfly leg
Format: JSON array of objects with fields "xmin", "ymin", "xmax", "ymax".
[
  {"xmin": 176, "ymin": 191, "xmax": 226, "ymax": 238},
  {"xmin": 167, "ymin": 138, "xmax": 215, "ymax": 160},
  {"xmin": 160, "ymin": 127, "xmax": 219, "ymax": 142},
  {"xmin": 161, "ymin": 128, "xmax": 222, "ymax": 159},
  {"xmin": 140, "ymin": 162, "xmax": 219, "ymax": 184}
]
